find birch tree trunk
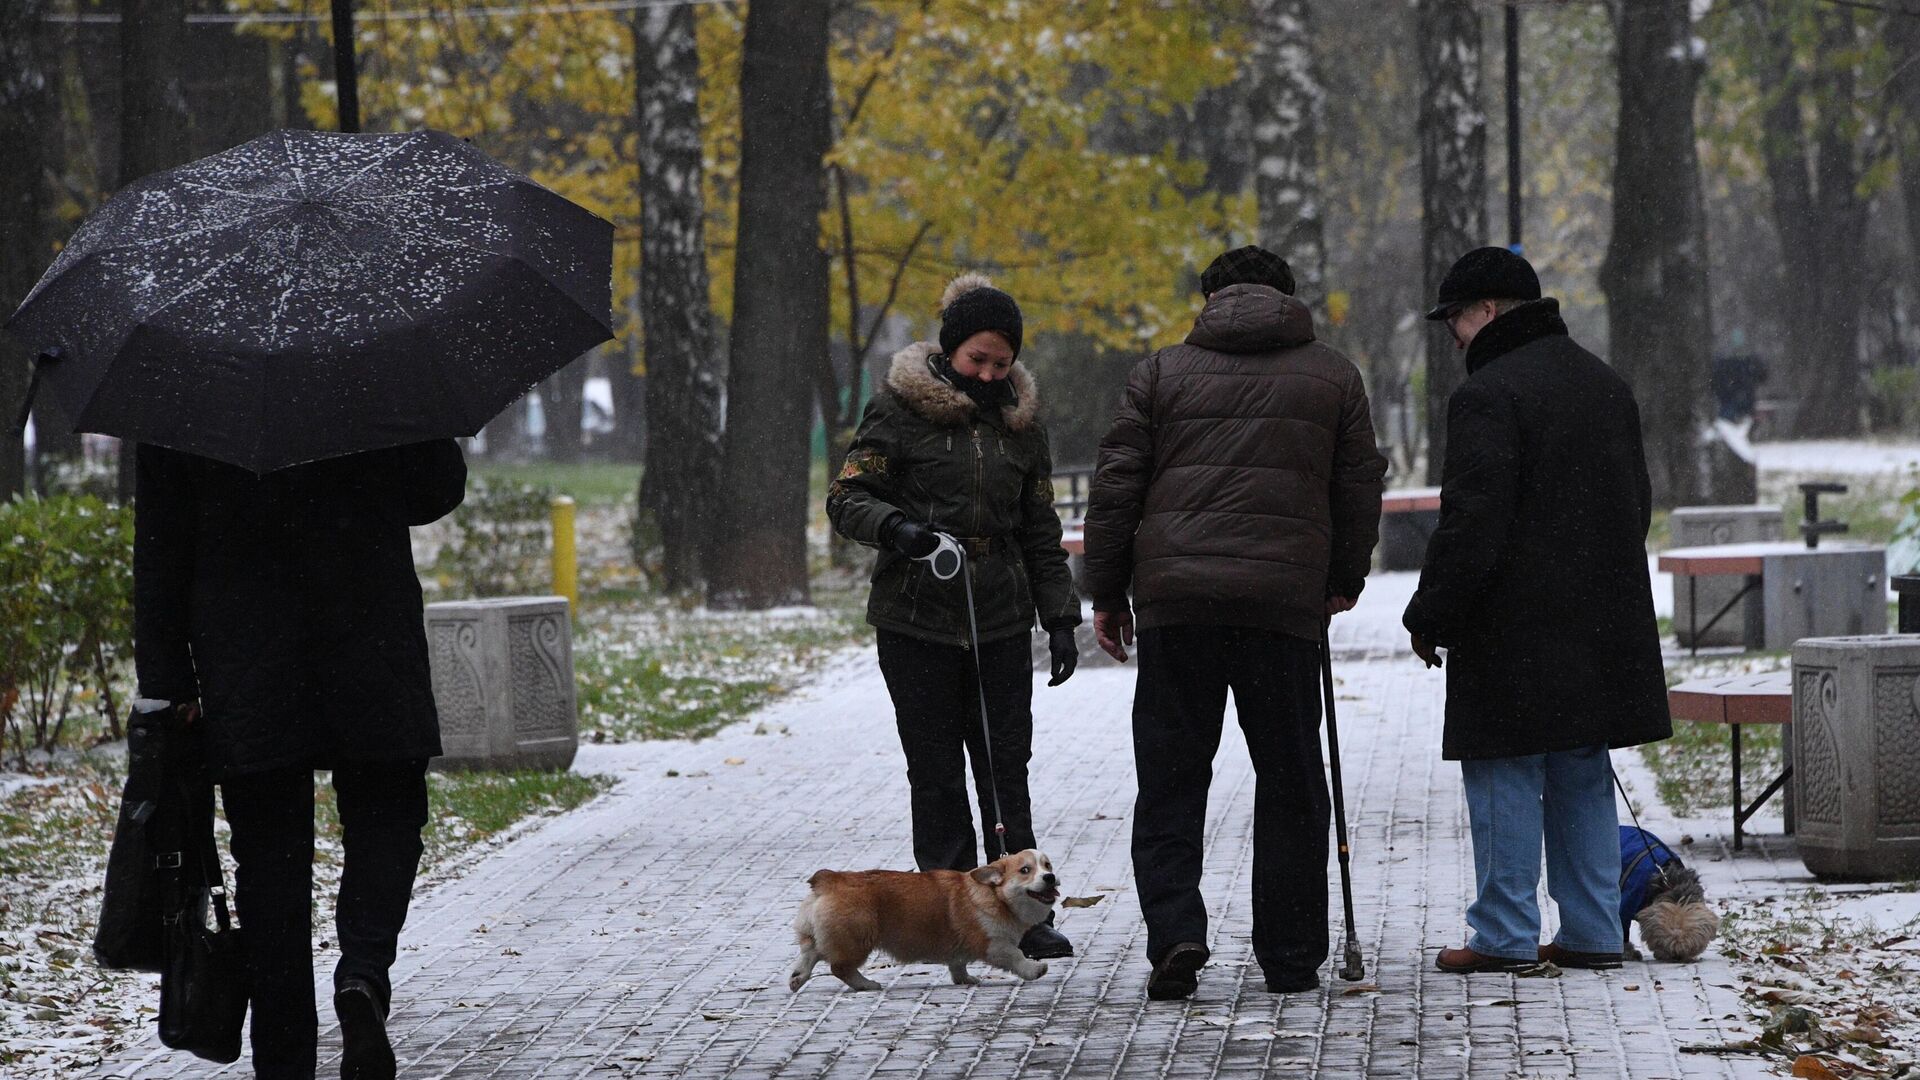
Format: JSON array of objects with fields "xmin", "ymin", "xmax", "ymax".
[
  {"xmin": 115, "ymin": 0, "xmax": 194, "ymax": 499},
  {"xmin": 634, "ymin": 3, "xmax": 723, "ymax": 593},
  {"xmin": 1418, "ymin": 0, "xmax": 1485, "ymax": 484},
  {"xmin": 0, "ymin": 0, "xmax": 54, "ymax": 500},
  {"xmin": 1250, "ymin": 0, "xmax": 1327, "ymax": 307},
  {"xmin": 706, "ymin": 0, "xmax": 832, "ymax": 610},
  {"xmin": 1600, "ymin": 0, "xmax": 1723, "ymax": 508}
]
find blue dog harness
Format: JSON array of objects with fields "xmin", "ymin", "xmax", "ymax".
[{"xmin": 1619, "ymin": 825, "xmax": 1682, "ymax": 935}]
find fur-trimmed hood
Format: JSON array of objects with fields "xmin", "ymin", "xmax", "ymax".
[{"xmin": 883, "ymin": 341, "xmax": 1039, "ymax": 432}]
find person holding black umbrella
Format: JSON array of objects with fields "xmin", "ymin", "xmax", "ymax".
[
  {"xmin": 827, "ymin": 273, "xmax": 1082, "ymax": 961},
  {"xmin": 1081, "ymin": 246, "xmax": 1387, "ymax": 1000},
  {"xmin": 135, "ymin": 439, "xmax": 466, "ymax": 1079},
  {"xmin": 7, "ymin": 130, "xmax": 614, "ymax": 1080},
  {"xmin": 1405, "ymin": 248, "xmax": 1670, "ymax": 975}
]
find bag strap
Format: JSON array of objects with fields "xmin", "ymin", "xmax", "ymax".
[{"xmin": 193, "ymin": 785, "xmax": 233, "ymax": 933}]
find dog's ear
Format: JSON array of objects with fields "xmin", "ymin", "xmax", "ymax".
[{"xmin": 970, "ymin": 864, "xmax": 1004, "ymax": 887}]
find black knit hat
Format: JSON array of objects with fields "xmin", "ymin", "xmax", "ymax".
[
  {"xmin": 938, "ymin": 273, "xmax": 1023, "ymax": 358},
  {"xmin": 1200, "ymin": 245, "xmax": 1296, "ymax": 297},
  {"xmin": 1424, "ymin": 247, "xmax": 1542, "ymax": 320}
]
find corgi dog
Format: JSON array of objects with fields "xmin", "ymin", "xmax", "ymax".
[{"xmin": 789, "ymin": 849, "xmax": 1061, "ymax": 992}]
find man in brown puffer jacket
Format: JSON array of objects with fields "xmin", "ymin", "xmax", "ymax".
[{"xmin": 1082, "ymin": 246, "xmax": 1387, "ymax": 1001}]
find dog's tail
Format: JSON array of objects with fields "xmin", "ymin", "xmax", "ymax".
[{"xmin": 1636, "ymin": 900, "xmax": 1720, "ymax": 963}]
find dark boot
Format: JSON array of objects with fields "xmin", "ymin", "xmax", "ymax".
[
  {"xmin": 333, "ymin": 979, "xmax": 395, "ymax": 1080},
  {"xmin": 1020, "ymin": 921, "xmax": 1073, "ymax": 960},
  {"xmin": 1146, "ymin": 941, "xmax": 1209, "ymax": 1000}
]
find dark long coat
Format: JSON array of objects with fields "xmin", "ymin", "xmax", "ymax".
[
  {"xmin": 1401, "ymin": 299, "xmax": 1671, "ymax": 760},
  {"xmin": 134, "ymin": 440, "xmax": 467, "ymax": 778},
  {"xmin": 826, "ymin": 342, "xmax": 1080, "ymax": 647}
]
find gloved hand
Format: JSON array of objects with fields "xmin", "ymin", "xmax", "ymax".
[
  {"xmin": 1046, "ymin": 628, "xmax": 1078, "ymax": 686},
  {"xmin": 885, "ymin": 517, "xmax": 942, "ymax": 559}
]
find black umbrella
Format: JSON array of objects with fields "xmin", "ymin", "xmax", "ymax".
[{"xmin": 6, "ymin": 128, "xmax": 613, "ymax": 473}]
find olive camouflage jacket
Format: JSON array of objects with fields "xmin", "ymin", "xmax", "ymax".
[{"xmin": 827, "ymin": 342, "xmax": 1081, "ymax": 646}]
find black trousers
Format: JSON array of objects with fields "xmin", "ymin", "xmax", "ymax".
[
  {"xmin": 1131, "ymin": 626, "xmax": 1330, "ymax": 977},
  {"xmin": 221, "ymin": 759, "xmax": 429, "ymax": 1080},
  {"xmin": 876, "ymin": 629, "xmax": 1036, "ymax": 871}
]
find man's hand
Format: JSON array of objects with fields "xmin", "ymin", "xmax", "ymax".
[
  {"xmin": 1094, "ymin": 608, "xmax": 1134, "ymax": 663},
  {"xmin": 1325, "ymin": 595, "xmax": 1357, "ymax": 617},
  {"xmin": 1046, "ymin": 628, "xmax": 1078, "ymax": 686},
  {"xmin": 1411, "ymin": 632, "xmax": 1443, "ymax": 669}
]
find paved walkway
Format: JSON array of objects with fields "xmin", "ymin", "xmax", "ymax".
[{"xmin": 99, "ymin": 575, "xmax": 1768, "ymax": 1078}]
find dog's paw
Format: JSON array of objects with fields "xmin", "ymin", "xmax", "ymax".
[
  {"xmin": 1018, "ymin": 960, "xmax": 1047, "ymax": 981},
  {"xmin": 788, "ymin": 972, "xmax": 811, "ymax": 993},
  {"xmin": 950, "ymin": 971, "xmax": 980, "ymax": 986}
]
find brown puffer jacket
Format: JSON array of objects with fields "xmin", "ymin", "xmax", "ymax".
[{"xmin": 1081, "ymin": 284, "xmax": 1388, "ymax": 642}]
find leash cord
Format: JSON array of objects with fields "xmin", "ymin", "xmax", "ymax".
[
  {"xmin": 959, "ymin": 550, "xmax": 1010, "ymax": 860},
  {"xmin": 1611, "ymin": 763, "xmax": 1683, "ymax": 887}
]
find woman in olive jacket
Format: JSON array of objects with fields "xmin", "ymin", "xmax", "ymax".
[{"xmin": 827, "ymin": 274, "xmax": 1081, "ymax": 959}]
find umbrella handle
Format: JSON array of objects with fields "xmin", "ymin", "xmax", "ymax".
[{"xmin": 12, "ymin": 351, "xmax": 54, "ymax": 438}]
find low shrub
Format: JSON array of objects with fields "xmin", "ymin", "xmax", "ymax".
[{"xmin": 0, "ymin": 496, "xmax": 133, "ymax": 763}]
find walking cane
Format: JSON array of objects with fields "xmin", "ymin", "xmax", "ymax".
[
  {"xmin": 920, "ymin": 533, "xmax": 1011, "ymax": 861},
  {"xmin": 1320, "ymin": 623, "xmax": 1366, "ymax": 981}
]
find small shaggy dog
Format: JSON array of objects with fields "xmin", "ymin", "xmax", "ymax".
[
  {"xmin": 789, "ymin": 849, "xmax": 1060, "ymax": 992},
  {"xmin": 1620, "ymin": 826, "xmax": 1719, "ymax": 963}
]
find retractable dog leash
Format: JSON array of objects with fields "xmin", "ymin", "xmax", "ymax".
[
  {"xmin": 1611, "ymin": 765, "xmax": 1684, "ymax": 889},
  {"xmin": 1318, "ymin": 624, "xmax": 1366, "ymax": 981},
  {"xmin": 917, "ymin": 532, "xmax": 1010, "ymax": 861}
]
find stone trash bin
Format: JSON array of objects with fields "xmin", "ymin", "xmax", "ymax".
[
  {"xmin": 425, "ymin": 597, "xmax": 578, "ymax": 771},
  {"xmin": 1671, "ymin": 505, "xmax": 1782, "ymax": 648},
  {"xmin": 1793, "ymin": 635, "xmax": 1920, "ymax": 879}
]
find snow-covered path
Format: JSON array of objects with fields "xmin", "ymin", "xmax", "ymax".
[{"xmin": 97, "ymin": 578, "xmax": 1768, "ymax": 1079}]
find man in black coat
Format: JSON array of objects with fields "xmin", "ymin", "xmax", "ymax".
[
  {"xmin": 135, "ymin": 439, "xmax": 466, "ymax": 1080},
  {"xmin": 1402, "ymin": 248, "xmax": 1670, "ymax": 974}
]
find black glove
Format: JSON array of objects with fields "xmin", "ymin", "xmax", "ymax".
[
  {"xmin": 1046, "ymin": 628, "xmax": 1078, "ymax": 686},
  {"xmin": 885, "ymin": 518, "xmax": 942, "ymax": 559}
]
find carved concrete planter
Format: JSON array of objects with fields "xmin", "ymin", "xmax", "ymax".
[
  {"xmin": 1671, "ymin": 505, "xmax": 1781, "ymax": 647},
  {"xmin": 425, "ymin": 597, "xmax": 578, "ymax": 772},
  {"xmin": 1793, "ymin": 635, "xmax": 1920, "ymax": 879}
]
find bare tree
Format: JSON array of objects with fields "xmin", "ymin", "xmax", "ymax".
[
  {"xmin": 1890, "ymin": 10, "xmax": 1920, "ymax": 340},
  {"xmin": 114, "ymin": 0, "xmax": 193, "ymax": 499},
  {"xmin": 1600, "ymin": 0, "xmax": 1729, "ymax": 507},
  {"xmin": 0, "ymin": 0, "xmax": 56, "ymax": 500},
  {"xmin": 706, "ymin": 0, "xmax": 832, "ymax": 610},
  {"xmin": 1250, "ymin": 0, "xmax": 1328, "ymax": 308},
  {"xmin": 1745, "ymin": 1, "xmax": 1876, "ymax": 437},
  {"xmin": 634, "ymin": 2, "xmax": 723, "ymax": 593},
  {"xmin": 1418, "ymin": 0, "xmax": 1486, "ymax": 484}
]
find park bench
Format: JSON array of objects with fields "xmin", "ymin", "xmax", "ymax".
[
  {"xmin": 1379, "ymin": 486, "xmax": 1442, "ymax": 571},
  {"xmin": 1667, "ymin": 670, "xmax": 1792, "ymax": 851}
]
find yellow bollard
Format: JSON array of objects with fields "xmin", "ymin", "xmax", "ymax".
[{"xmin": 550, "ymin": 495, "xmax": 577, "ymax": 615}]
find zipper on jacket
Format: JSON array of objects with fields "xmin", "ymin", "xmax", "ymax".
[{"xmin": 971, "ymin": 426, "xmax": 984, "ymax": 537}]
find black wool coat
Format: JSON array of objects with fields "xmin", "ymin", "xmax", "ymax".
[
  {"xmin": 134, "ymin": 440, "xmax": 467, "ymax": 778},
  {"xmin": 1401, "ymin": 300, "xmax": 1671, "ymax": 760}
]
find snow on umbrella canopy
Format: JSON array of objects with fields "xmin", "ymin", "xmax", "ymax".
[{"xmin": 5, "ymin": 128, "xmax": 614, "ymax": 473}]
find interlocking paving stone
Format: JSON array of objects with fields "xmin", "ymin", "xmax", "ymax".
[{"xmin": 98, "ymin": 575, "xmax": 1765, "ymax": 1078}]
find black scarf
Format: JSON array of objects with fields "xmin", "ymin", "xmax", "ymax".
[
  {"xmin": 929, "ymin": 352, "xmax": 1017, "ymax": 411},
  {"xmin": 1464, "ymin": 298, "xmax": 1570, "ymax": 375}
]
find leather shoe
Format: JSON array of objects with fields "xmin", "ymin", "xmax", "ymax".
[
  {"xmin": 334, "ymin": 978, "xmax": 396, "ymax": 1080},
  {"xmin": 1147, "ymin": 942, "xmax": 1209, "ymax": 1000},
  {"xmin": 1538, "ymin": 942, "xmax": 1624, "ymax": 970},
  {"xmin": 1264, "ymin": 968, "xmax": 1319, "ymax": 994},
  {"xmin": 1434, "ymin": 945, "xmax": 1535, "ymax": 973},
  {"xmin": 1020, "ymin": 922, "xmax": 1074, "ymax": 960}
]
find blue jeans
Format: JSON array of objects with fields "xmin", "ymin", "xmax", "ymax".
[{"xmin": 1460, "ymin": 746, "xmax": 1622, "ymax": 960}]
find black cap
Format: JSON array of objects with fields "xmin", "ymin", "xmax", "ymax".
[
  {"xmin": 1424, "ymin": 247, "xmax": 1541, "ymax": 320},
  {"xmin": 938, "ymin": 273, "xmax": 1023, "ymax": 358},
  {"xmin": 1201, "ymin": 245, "xmax": 1296, "ymax": 297}
]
